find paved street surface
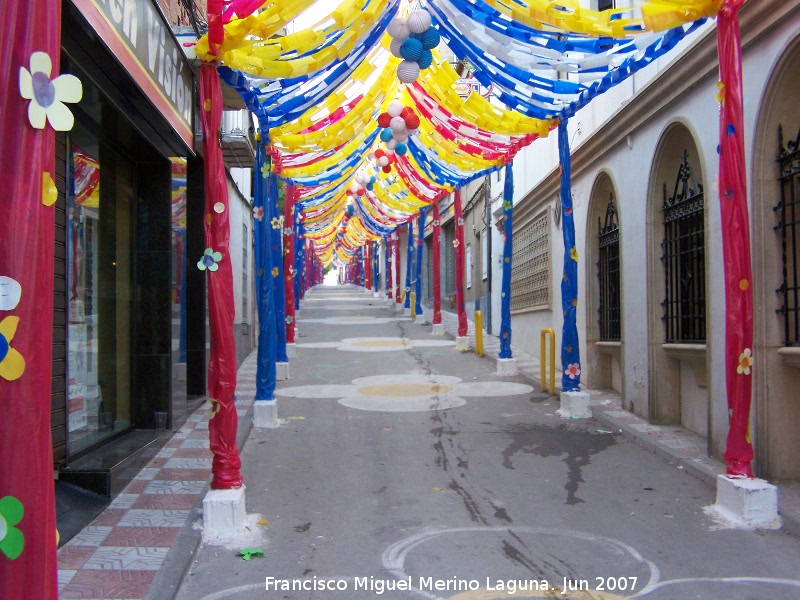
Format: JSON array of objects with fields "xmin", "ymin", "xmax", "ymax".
[{"xmin": 175, "ymin": 284, "xmax": 800, "ymax": 600}]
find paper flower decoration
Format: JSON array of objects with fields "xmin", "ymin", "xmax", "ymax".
[
  {"xmin": 0, "ymin": 277, "xmax": 22, "ymax": 311},
  {"xmin": 457, "ymin": 218, "xmax": 464, "ymax": 226},
  {"xmin": 0, "ymin": 317, "xmax": 25, "ymax": 381},
  {"xmin": 432, "ymin": 220, "xmax": 440, "ymax": 226},
  {"xmin": 253, "ymin": 206, "xmax": 264, "ymax": 221},
  {"xmin": 564, "ymin": 363, "xmax": 581, "ymax": 379},
  {"xmin": 570, "ymin": 247, "xmax": 579, "ymax": 262},
  {"xmin": 197, "ymin": 248, "xmax": 222, "ymax": 271},
  {"xmin": 19, "ymin": 52, "xmax": 82, "ymax": 131},
  {"xmin": 42, "ymin": 172, "xmax": 57, "ymax": 206},
  {"xmin": 283, "ymin": 227, "xmax": 293, "ymax": 236},
  {"xmin": 453, "ymin": 239, "xmax": 460, "ymax": 248},
  {"xmin": 0, "ymin": 496, "xmax": 24, "ymax": 560},
  {"xmin": 271, "ymin": 266, "xmax": 279, "ymax": 277},
  {"xmin": 285, "ymin": 315, "xmax": 294, "ymax": 324},
  {"xmin": 271, "ymin": 216, "xmax": 283, "ymax": 229},
  {"xmin": 737, "ymin": 348, "xmax": 753, "ymax": 376}
]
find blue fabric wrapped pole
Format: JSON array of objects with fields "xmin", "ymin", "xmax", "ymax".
[
  {"xmin": 254, "ymin": 144, "xmax": 276, "ymax": 399},
  {"xmin": 498, "ymin": 161, "xmax": 514, "ymax": 359},
  {"xmin": 404, "ymin": 220, "xmax": 414, "ymax": 309},
  {"xmin": 293, "ymin": 205, "xmax": 303, "ymax": 310},
  {"xmin": 373, "ymin": 241, "xmax": 379, "ymax": 294},
  {"xmin": 415, "ymin": 207, "xmax": 426, "ymax": 317},
  {"xmin": 558, "ymin": 121, "xmax": 581, "ymax": 391},
  {"xmin": 268, "ymin": 172, "xmax": 288, "ymax": 363},
  {"xmin": 384, "ymin": 234, "xmax": 390, "ymax": 299}
]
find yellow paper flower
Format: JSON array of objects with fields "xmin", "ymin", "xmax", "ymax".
[
  {"xmin": 737, "ymin": 348, "xmax": 753, "ymax": 376},
  {"xmin": 570, "ymin": 247, "xmax": 579, "ymax": 262},
  {"xmin": 42, "ymin": 172, "xmax": 57, "ymax": 206},
  {"xmin": 0, "ymin": 317, "xmax": 26, "ymax": 381},
  {"xmin": 19, "ymin": 52, "xmax": 82, "ymax": 131}
]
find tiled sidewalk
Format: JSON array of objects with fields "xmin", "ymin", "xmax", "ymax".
[{"xmin": 57, "ymin": 351, "xmax": 257, "ymax": 599}]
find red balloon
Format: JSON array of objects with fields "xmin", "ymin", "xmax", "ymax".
[
  {"xmin": 357, "ymin": 187, "xmax": 365, "ymax": 196},
  {"xmin": 377, "ymin": 112, "xmax": 392, "ymax": 128},
  {"xmin": 403, "ymin": 113, "xmax": 420, "ymax": 129},
  {"xmin": 375, "ymin": 148, "xmax": 385, "ymax": 158},
  {"xmin": 382, "ymin": 165, "xmax": 392, "ymax": 173},
  {"xmin": 401, "ymin": 106, "xmax": 413, "ymax": 117},
  {"xmin": 346, "ymin": 189, "xmax": 353, "ymax": 196}
]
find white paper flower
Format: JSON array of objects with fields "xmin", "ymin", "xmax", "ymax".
[
  {"xmin": 0, "ymin": 277, "xmax": 22, "ymax": 311},
  {"xmin": 19, "ymin": 52, "xmax": 82, "ymax": 131}
]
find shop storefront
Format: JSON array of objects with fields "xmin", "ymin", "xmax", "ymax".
[{"xmin": 54, "ymin": 0, "xmax": 198, "ymax": 492}]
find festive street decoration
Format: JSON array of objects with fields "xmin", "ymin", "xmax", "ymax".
[
  {"xmin": 498, "ymin": 162, "xmax": 514, "ymax": 359},
  {"xmin": 387, "ymin": 9, "xmax": 440, "ymax": 83}
]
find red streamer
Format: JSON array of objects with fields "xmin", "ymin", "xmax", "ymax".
[
  {"xmin": 200, "ymin": 64, "xmax": 243, "ymax": 489},
  {"xmin": 717, "ymin": 0, "xmax": 754, "ymax": 477},
  {"xmin": 0, "ymin": 2, "xmax": 60, "ymax": 596}
]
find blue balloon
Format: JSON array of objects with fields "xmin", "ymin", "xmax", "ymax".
[
  {"xmin": 417, "ymin": 49, "xmax": 433, "ymax": 70},
  {"xmin": 366, "ymin": 182, "xmax": 374, "ymax": 191},
  {"xmin": 380, "ymin": 128, "xmax": 393, "ymax": 142},
  {"xmin": 395, "ymin": 143, "xmax": 407, "ymax": 156},
  {"xmin": 347, "ymin": 205, "xmax": 355, "ymax": 217},
  {"xmin": 369, "ymin": 176, "xmax": 376, "ymax": 184},
  {"xmin": 420, "ymin": 27, "xmax": 440, "ymax": 50},
  {"xmin": 399, "ymin": 38, "xmax": 424, "ymax": 62}
]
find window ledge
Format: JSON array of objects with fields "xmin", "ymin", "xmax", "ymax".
[
  {"xmin": 777, "ymin": 346, "xmax": 800, "ymax": 369},
  {"xmin": 662, "ymin": 343, "xmax": 707, "ymax": 388},
  {"xmin": 595, "ymin": 340, "xmax": 621, "ymax": 360}
]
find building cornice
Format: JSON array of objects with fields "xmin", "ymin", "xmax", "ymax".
[{"xmin": 513, "ymin": 0, "xmax": 800, "ymax": 231}]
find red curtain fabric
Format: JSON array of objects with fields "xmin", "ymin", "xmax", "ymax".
[
  {"xmin": 717, "ymin": 0, "xmax": 754, "ymax": 477},
  {"xmin": 0, "ymin": 2, "xmax": 60, "ymax": 596},
  {"xmin": 432, "ymin": 201, "xmax": 442, "ymax": 325},
  {"xmin": 394, "ymin": 234, "xmax": 401, "ymax": 303},
  {"xmin": 453, "ymin": 190, "xmax": 468, "ymax": 337},
  {"xmin": 284, "ymin": 186, "xmax": 296, "ymax": 344},
  {"xmin": 200, "ymin": 64, "xmax": 243, "ymax": 489}
]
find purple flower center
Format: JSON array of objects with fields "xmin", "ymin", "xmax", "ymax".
[
  {"xmin": 203, "ymin": 255, "xmax": 216, "ymax": 267},
  {"xmin": 32, "ymin": 72, "xmax": 56, "ymax": 108}
]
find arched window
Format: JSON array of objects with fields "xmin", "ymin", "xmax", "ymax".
[
  {"xmin": 661, "ymin": 150, "xmax": 705, "ymax": 343},
  {"xmin": 597, "ymin": 194, "xmax": 620, "ymax": 341},
  {"xmin": 777, "ymin": 125, "xmax": 800, "ymax": 345}
]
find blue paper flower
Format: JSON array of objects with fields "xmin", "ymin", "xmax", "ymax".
[{"xmin": 197, "ymin": 248, "xmax": 222, "ymax": 272}]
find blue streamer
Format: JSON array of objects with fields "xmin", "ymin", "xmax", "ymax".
[
  {"xmin": 415, "ymin": 207, "xmax": 426, "ymax": 316},
  {"xmin": 558, "ymin": 122, "xmax": 581, "ymax": 391},
  {"xmin": 499, "ymin": 161, "xmax": 514, "ymax": 359},
  {"xmin": 254, "ymin": 145, "xmax": 277, "ymax": 399},
  {"xmin": 268, "ymin": 173, "xmax": 288, "ymax": 363}
]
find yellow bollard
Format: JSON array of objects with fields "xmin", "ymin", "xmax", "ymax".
[
  {"xmin": 540, "ymin": 328, "xmax": 555, "ymax": 396},
  {"xmin": 475, "ymin": 311, "xmax": 483, "ymax": 357},
  {"xmin": 410, "ymin": 292, "xmax": 416, "ymax": 318}
]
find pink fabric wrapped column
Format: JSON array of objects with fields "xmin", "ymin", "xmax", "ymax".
[
  {"xmin": 432, "ymin": 200, "xmax": 442, "ymax": 325},
  {"xmin": 453, "ymin": 190, "xmax": 468, "ymax": 337}
]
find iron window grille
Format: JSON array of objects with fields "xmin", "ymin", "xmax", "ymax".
[
  {"xmin": 661, "ymin": 151, "xmax": 706, "ymax": 343},
  {"xmin": 511, "ymin": 211, "xmax": 550, "ymax": 311},
  {"xmin": 776, "ymin": 125, "xmax": 800, "ymax": 346},
  {"xmin": 597, "ymin": 194, "xmax": 621, "ymax": 341}
]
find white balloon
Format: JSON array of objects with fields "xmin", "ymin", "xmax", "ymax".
[
  {"xmin": 387, "ymin": 101, "xmax": 404, "ymax": 117},
  {"xmin": 407, "ymin": 9, "xmax": 432, "ymax": 34},
  {"xmin": 377, "ymin": 156, "xmax": 390, "ymax": 167},
  {"xmin": 389, "ymin": 37, "xmax": 404, "ymax": 59},
  {"xmin": 396, "ymin": 61, "xmax": 420, "ymax": 84},
  {"xmin": 384, "ymin": 148, "xmax": 395, "ymax": 156},
  {"xmin": 390, "ymin": 116, "xmax": 407, "ymax": 133},
  {"xmin": 386, "ymin": 139, "xmax": 398, "ymax": 150},
  {"xmin": 392, "ymin": 131, "xmax": 408, "ymax": 143},
  {"xmin": 387, "ymin": 17, "xmax": 410, "ymax": 40}
]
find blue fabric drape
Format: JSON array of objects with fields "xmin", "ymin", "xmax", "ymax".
[
  {"xmin": 293, "ymin": 205, "xmax": 303, "ymax": 310},
  {"xmin": 499, "ymin": 161, "xmax": 514, "ymax": 359},
  {"xmin": 254, "ymin": 145, "xmax": 276, "ymax": 399},
  {"xmin": 558, "ymin": 122, "xmax": 581, "ymax": 391},
  {"xmin": 415, "ymin": 207, "xmax": 426, "ymax": 316},
  {"xmin": 268, "ymin": 173, "xmax": 288, "ymax": 363},
  {"xmin": 404, "ymin": 220, "xmax": 414, "ymax": 308}
]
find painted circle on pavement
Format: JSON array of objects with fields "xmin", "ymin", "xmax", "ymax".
[{"xmin": 357, "ymin": 383, "xmax": 455, "ymax": 397}]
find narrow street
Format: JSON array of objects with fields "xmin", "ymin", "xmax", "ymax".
[{"xmin": 175, "ymin": 285, "xmax": 800, "ymax": 600}]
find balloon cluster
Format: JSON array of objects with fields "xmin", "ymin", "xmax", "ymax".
[
  {"xmin": 346, "ymin": 173, "xmax": 377, "ymax": 197},
  {"xmin": 369, "ymin": 101, "xmax": 420, "ymax": 173},
  {"xmin": 387, "ymin": 9, "xmax": 440, "ymax": 84}
]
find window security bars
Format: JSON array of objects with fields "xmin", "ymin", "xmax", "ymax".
[
  {"xmin": 597, "ymin": 194, "xmax": 621, "ymax": 341},
  {"xmin": 661, "ymin": 151, "xmax": 706, "ymax": 343},
  {"xmin": 511, "ymin": 212, "xmax": 549, "ymax": 311},
  {"xmin": 776, "ymin": 125, "xmax": 800, "ymax": 346}
]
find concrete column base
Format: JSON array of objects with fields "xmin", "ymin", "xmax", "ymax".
[
  {"xmin": 455, "ymin": 336, "xmax": 470, "ymax": 351},
  {"xmin": 404, "ymin": 307, "xmax": 411, "ymax": 317},
  {"xmin": 253, "ymin": 399, "xmax": 278, "ymax": 428},
  {"xmin": 202, "ymin": 486, "xmax": 246, "ymax": 540},
  {"xmin": 431, "ymin": 323, "xmax": 445, "ymax": 335},
  {"xmin": 373, "ymin": 292, "xmax": 380, "ymax": 298},
  {"xmin": 276, "ymin": 361, "xmax": 290, "ymax": 381},
  {"xmin": 707, "ymin": 475, "xmax": 781, "ymax": 529},
  {"xmin": 415, "ymin": 314, "xmax": 427, "ymax": 325},
  {"xmin": 557, "ymin": 390, "xmax": 592, "ymax": 419},
  {"xmin": 497, "ymin": 357, "xmax": 519, "ymax": 376},
  {"xmin": 286, "ymin": 343, "xmax": 296, "ymax": 358},
  {"xmin": 395, "ymin": 302, "xmax": 403, "ymax": 311}
]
